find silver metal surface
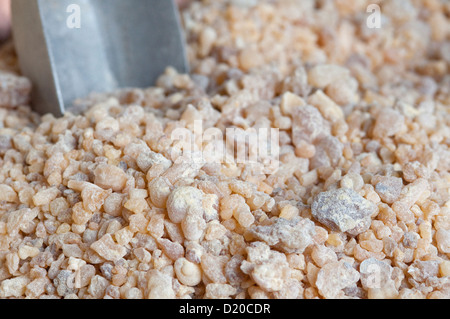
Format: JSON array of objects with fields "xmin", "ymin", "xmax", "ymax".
[{"xmin": 12, "ymin": 0, "xmax": 188, "ymax": 117}]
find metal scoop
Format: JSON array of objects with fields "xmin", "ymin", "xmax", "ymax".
[{"xmin": 11, "ymin": 0, "xmax": 188, "ymax": 117}]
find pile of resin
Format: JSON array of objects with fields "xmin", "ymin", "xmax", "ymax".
[{"xmin": 0, "ymin": 0, "xmax": 449, "ymax": 299}]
